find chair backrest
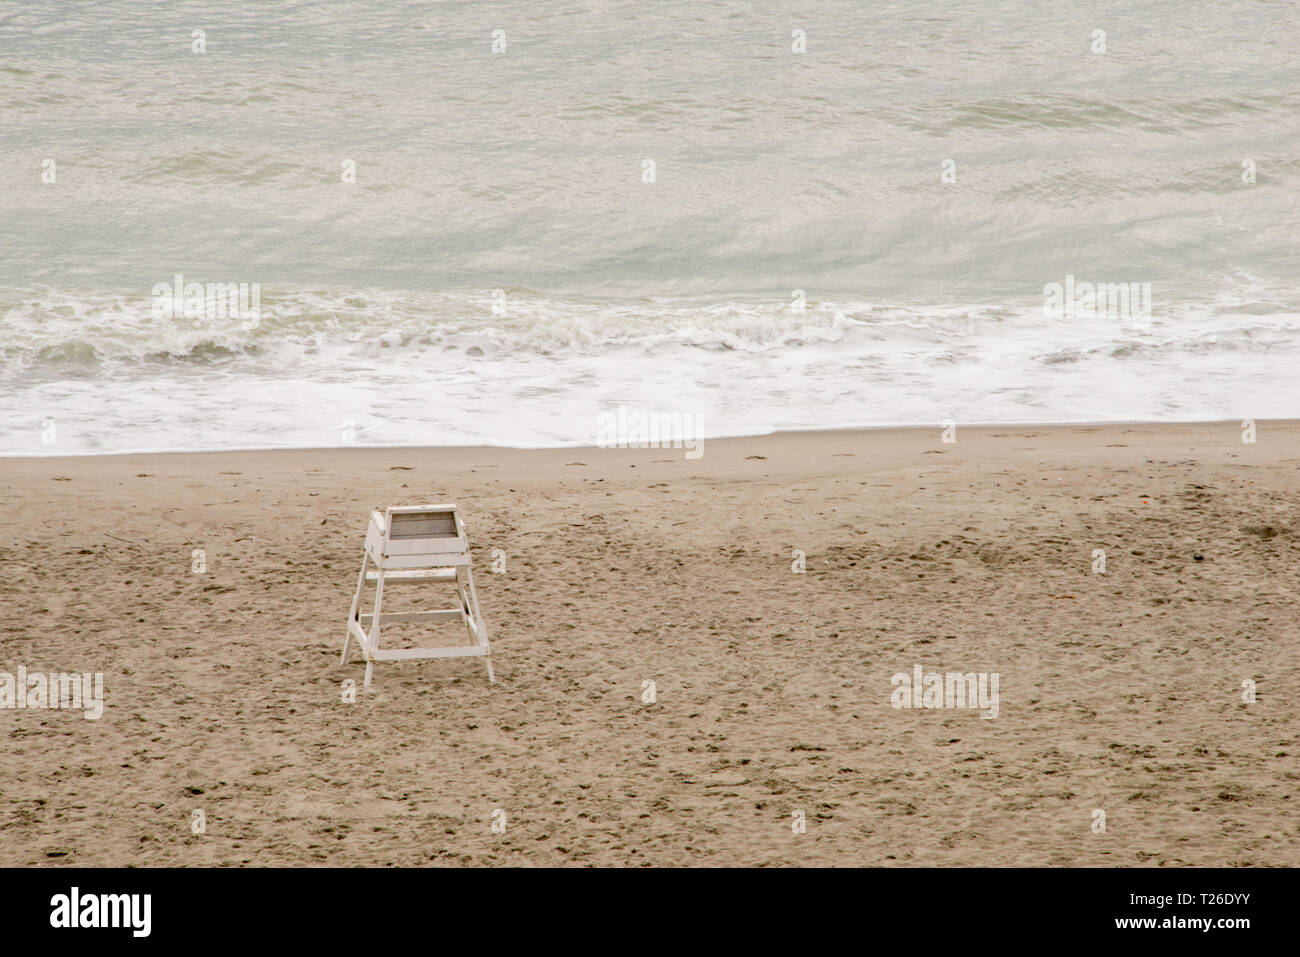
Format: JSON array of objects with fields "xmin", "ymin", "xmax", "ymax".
[
  {"xmin": 388, "ymin": 508, "xmax": 459, "ymax": 541},
  {"xmin": 370, "ymin": 504, "xmax": 469, "ymax": 560}
]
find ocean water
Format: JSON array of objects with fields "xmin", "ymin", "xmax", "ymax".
[{"xmin": 1, "ymin": 0, "xmax": 1297, "ymax": 454}]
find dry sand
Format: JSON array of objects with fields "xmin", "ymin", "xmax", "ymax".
[{"xmin": 1, "ymin": 422, "xmax": 1297, "ymax": 866}]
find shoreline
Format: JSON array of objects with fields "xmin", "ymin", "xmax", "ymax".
[{"xmin": 1, "ymin": 416, "xmax": 1286, "ymax": 462}]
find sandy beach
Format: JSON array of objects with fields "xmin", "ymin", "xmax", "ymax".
[{"xmin": 1, "ymin": 421, "xmax": 1296, "ymax": 866}]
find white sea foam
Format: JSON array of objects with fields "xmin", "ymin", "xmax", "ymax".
[{"xmin": 2, "ymin": 287, "xmax": 1296, "ymax": 455}]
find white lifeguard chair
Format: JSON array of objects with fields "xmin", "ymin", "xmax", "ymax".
[{"xmin": 342, "ymin": 504, "xmax": 494, "ymax": 687}]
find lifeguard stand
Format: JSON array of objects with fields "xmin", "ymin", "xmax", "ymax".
[{"xmin": 342, "ymin": 504, "xmax": 494, "ymax": 687}]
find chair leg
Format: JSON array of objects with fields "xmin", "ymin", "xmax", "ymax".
[
  {"xmin": 364, "ymin": 569, "xmax": 387, "ymax": 688},
  {"xmin": 342, "ymin": 552, "xmax": 369, "ymax": 664},
  {"xmin": 463, "ymin": 565, "xmax": 495, "ymax": 684},
  {"xmin": 455, "ymin": 567, "xmax": 474, "ymax": 635}
]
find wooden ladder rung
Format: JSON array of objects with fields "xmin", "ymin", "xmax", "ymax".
[
  {"xmin": 358, "ymin": 610, "xmax": 463, "ymax": 624},
  {"xmin": 365, "ymin": 568, "xmax": 457, "ymax": 582},
  {"xmin": 372, "ymin": 646, "xmax": 487, "ymax": 661}
]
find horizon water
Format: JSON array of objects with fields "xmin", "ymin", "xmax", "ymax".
[{"xmin": 2, "ymin": 0, "xmax": 1297, "ymax": 455}]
